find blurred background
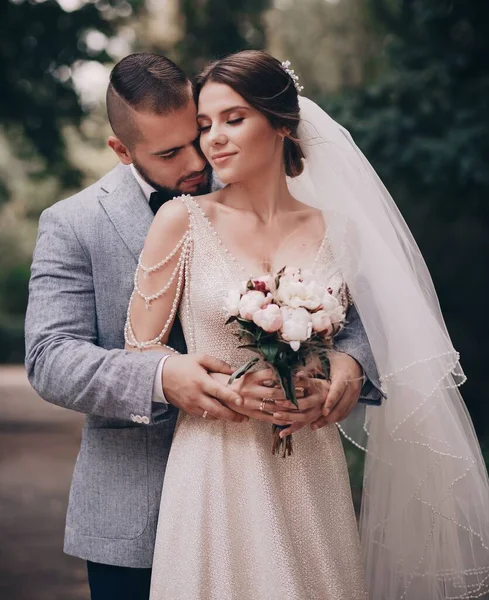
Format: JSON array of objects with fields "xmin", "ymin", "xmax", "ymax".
[{"xmin": 1, "ymin": 0, "xmax": 488, "ymax": 597}]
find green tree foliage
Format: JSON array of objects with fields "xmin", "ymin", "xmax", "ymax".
[
  {"xmin": 176, "ymin": 0, "xmax": 271, "ymax": 76},
  {"xmin": 0, "ymin": 0, "xmax": 144, "ymax": 195},
  {"xmin": 0, "ymin": 0, "xmax": 145, "ymax": 361},
  {"xmin": 330, "ymin": 0, "xmax": 489, "ymax": 218},
  {"xmin": 324, "ymin": 0, "xmax": 489, "ymax": 434}
]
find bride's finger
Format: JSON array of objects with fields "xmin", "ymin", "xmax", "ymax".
[
  {"xmin": 278, "ymin": 422, "xmax": 308, "ymax": 436},
  {"xmin": 246, "ymin": 410, "xmax": 295, "ymax": 426},
  {"xmin": 245, "ymin": 385, "xmax": 285, "ymax": 401},
  {"xmin": 272, "ymin": 407, "xmax": 320, "ymax": 423},
  {"xmin": 247, "ymin": 369, "xmax": 277, "ymax": 385}
]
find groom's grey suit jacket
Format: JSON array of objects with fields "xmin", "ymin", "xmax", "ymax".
[{"xmin": 25, "ymin": 163, "xmax": 383, "ymax": 569}]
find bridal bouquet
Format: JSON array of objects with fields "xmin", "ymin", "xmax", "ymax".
[{"xmin": 225, "ymin": 267, "xmax": 346, "ymax": 457}]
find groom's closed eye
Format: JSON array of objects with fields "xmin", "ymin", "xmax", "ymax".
[
  {"xmin": 155, "ymin": 135, "xmax": 201, "ymax": 160},
  {"xmin": 159, "ymin": 150, "xmax": 179, "ymax": 160}
]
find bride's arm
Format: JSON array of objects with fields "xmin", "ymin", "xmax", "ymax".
[
  {"xmin": 125, "ymin": 199, "xmax": 190, "ymax": 351},
  {"xmin": 125, "ymin": 199, "xmax": 246, "ymax": 422}
]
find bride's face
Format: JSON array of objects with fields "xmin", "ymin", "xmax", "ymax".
[{"xmin": 197, "ymin": 82, "xmax": 284, "ymax": 184}]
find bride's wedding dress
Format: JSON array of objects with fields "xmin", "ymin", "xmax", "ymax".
[{"xmin": 149, "ymin": 196, "xmax": 367, "ymax": 600}]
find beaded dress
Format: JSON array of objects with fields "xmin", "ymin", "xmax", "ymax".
[{"xmin": 140, "ymin": 196, "xmax": 367, "ymax": 600}]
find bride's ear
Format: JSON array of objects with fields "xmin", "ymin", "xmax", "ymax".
[
  {"xmin": 278, "ymin": 127, "xmax": 291, "ymax": 142},
  {"xmin": 108, "ymin": 136, "xmax": 132, "ymax": 165}
]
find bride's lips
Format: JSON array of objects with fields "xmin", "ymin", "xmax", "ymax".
[{"xmin": 211, "ymin": 152, "xmax": 237, "ymax": 165}]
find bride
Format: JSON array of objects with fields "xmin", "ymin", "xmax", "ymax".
[{"xmin": 126, "ymin": 50, "xmax": 489, "ymax": 599}]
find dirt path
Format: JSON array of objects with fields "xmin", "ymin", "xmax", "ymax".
[{"xmin": 0, "ymin": 366, "xmax": 89, "ymax": 599}]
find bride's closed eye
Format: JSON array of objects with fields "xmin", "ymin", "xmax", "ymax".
[{"xmin": 198, "ymin": 117, "xmax": 245, "ymax": 134}]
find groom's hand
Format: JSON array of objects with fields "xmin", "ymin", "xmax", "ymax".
[
  {"xmin": 310, "ymin": 351, "xmax": 363, "ymax": 431},
  {"xmin": 162, "ymin": 354, "xmax": 247, "ymax": 422}
]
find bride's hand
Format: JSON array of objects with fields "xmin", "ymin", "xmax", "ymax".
[
  {"xmin": 211, "ymin": 370, "xmax": 299, "ymax": 427},
  {"xmin": 270, "ymin": 377, "xmax": 331, "ymax": 436}
]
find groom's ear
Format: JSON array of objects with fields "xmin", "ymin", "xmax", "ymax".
[{"xmin": 108, "ymin": 136, "xmax": 133, "ymax": 165}]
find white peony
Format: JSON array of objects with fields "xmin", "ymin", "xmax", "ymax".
[
  {"xmin": 311, "ymin": 310, "xmax": 334, "ymax": 335},
  {"xmin": 280, "ymin": 306, "xmax": 313, "ymax": 351},
  {"xmin": 276, "ymin": 275, "xmax": 323, "ymax": 310},
  {"xmin": 239, "ymin": 290, "xmax": 267, "ymax": 320},
  {"xmin": 253, "ymin": 304, "xmax": 283, "ymax": 332},
  {"xmin": 321, "ymin": 291, "xmax": 346, "ymax": 325},
  {"xmin": 224, "ymin": 289, "xmax": 241, "ymax": 317}
]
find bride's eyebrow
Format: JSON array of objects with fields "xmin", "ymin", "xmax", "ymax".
[{"xmin": 197, "ymin": 106, "xmax": 251, "ymax": 119}]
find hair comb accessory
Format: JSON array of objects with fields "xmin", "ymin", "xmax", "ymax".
[{"xmin": 281, "ymin": 60, "xmax": 304, "ymax": 93}]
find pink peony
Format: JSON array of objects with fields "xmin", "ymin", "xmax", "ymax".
[
  {"xmin": 252, "ymin": 275, "xmax": 276, "ymax": 294},
  {"xmin": 239, "ymin": 290, "xmax": 268, "ymax": 320},
  {"xmin": 253, "ymin": 304, "xmax": 283, "ymax": 333}
]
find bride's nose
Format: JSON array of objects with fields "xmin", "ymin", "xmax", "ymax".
[{"xmin": 208, "ymin": 124, "xmax": 227, "ymax": 147}]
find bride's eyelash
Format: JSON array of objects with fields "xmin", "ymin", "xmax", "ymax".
[{"xmin": 198, "ymin": 117, "xmax": 244, "ymax": 134}]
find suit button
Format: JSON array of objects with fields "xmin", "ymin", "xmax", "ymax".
[
  {"xmin": 141, "ymin": 416, "xmax": 150, "ymax": 425},
  {"xmin": 135, "ymin": 415, "xmax": 143, "ymax": 423}
]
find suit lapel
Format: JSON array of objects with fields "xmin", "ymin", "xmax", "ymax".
[{"xmin": 99, "ymin": 166, "xmax": 153, "ymax": 261}]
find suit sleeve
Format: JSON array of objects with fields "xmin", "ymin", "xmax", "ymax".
[
  {"xmin": 334, "ymin": 303, "xmax": 386, "ymax": 405},
  {"xmin": 25, "ymin": 207, "xmax": 174, "ymax": 423}
]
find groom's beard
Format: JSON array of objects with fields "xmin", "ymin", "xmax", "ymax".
[{"xmin": 132, "ymin": 159, "xmax": 212, "ymax": 203}]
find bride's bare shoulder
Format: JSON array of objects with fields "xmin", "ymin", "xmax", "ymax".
[
  {"xmin": 294, "ymin": 203, "xmax": 325, "ymax": 234},
  {"xmin": 144, "ymin": 197, "xmax": 191, "ymax": 263},
  {"xmin": 190, "ymin": 190, "xmax": 225, "ymax": 218}
]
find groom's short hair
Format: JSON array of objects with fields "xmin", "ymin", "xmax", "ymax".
[{"xmin": 107, "ymin": 53, "xmax": 191, "ymax": 147}]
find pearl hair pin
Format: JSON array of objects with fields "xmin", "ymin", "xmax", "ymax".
[{"xmin": 281, "ymin": 60, "xmax": 304, "ymax": 93}]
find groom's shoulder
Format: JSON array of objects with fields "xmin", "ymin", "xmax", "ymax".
[{"xmin": 43, "ymin": 163, "xmax": 128, "ymax": 223}]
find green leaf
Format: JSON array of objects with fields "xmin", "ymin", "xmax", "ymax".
[
  {"xmin": 260, "ymin": 341, "xmax": 279, "ymax": 364},
  {"xmin": 274, "ymin": 360, "xmax": 299, "ymax": 408},
  {"xmin": 228, "ymin": 357, "xmax": 260, "ymax": 385},
  {"xmin": 320, "ymin": 355, "xmax": 331, "ymax": 381}
]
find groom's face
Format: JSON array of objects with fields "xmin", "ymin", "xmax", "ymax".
[{"xmin": 116, "ymin": 99, "xmax": 211, "ymax": 196}]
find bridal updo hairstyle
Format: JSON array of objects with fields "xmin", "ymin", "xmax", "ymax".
[{"xmin": 194, "ymin": 50, "xmax": 305, "ymax": 178}]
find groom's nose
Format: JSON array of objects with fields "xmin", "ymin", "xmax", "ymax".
[{"xmin": 185, "ymin": 143, "xmax": 207, "ymax": 173}]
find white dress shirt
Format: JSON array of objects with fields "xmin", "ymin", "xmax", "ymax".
[{"xmin": 130, "ymin": 164, "xmax": 170, "ymax": 405}]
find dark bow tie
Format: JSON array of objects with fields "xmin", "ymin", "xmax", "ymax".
[{"xmin": 149, "ymin": 190, "xmax": 173, "ymax": 215}]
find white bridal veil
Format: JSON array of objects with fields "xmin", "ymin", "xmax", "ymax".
[{"xmin": 288, "ymin": 96, "xmax": 489, "ymax": 599}]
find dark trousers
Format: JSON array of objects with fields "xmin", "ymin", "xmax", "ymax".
[{"xmin": 87, "ymin": 560, "xmax": 152, "ymax": 600}]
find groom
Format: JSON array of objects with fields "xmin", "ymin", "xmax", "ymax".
[{"xmin": 25, "ymin": 52, "xmax": 383, "ymax": 600}]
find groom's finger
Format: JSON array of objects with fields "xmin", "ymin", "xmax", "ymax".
[
  {"xmin": 203, "ymin": 380, "xmax": 244, "ymax": 412},
  {"xmin": 323, "ymin": 392, "xmax": 351, "ymax": 425},
  {"xmin": 199, "ymin": 394, "xmax": 246, "ymax": 422},
  {"xmin": 323, "ymin": 378, "xmax": 347, "ymax": 416},
  {"xmin": 198, "ymin": 353, "xmax": 234, "ymax": 376}
]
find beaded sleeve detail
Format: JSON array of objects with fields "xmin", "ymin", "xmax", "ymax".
[{"xmin": 124, "ymin": 195, "xmax": 192, "ymax": 351}]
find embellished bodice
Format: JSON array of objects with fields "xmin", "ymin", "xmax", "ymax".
[{"xmin": 178, "ymin": 196, "xmax": 347, "ymax": 366}]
